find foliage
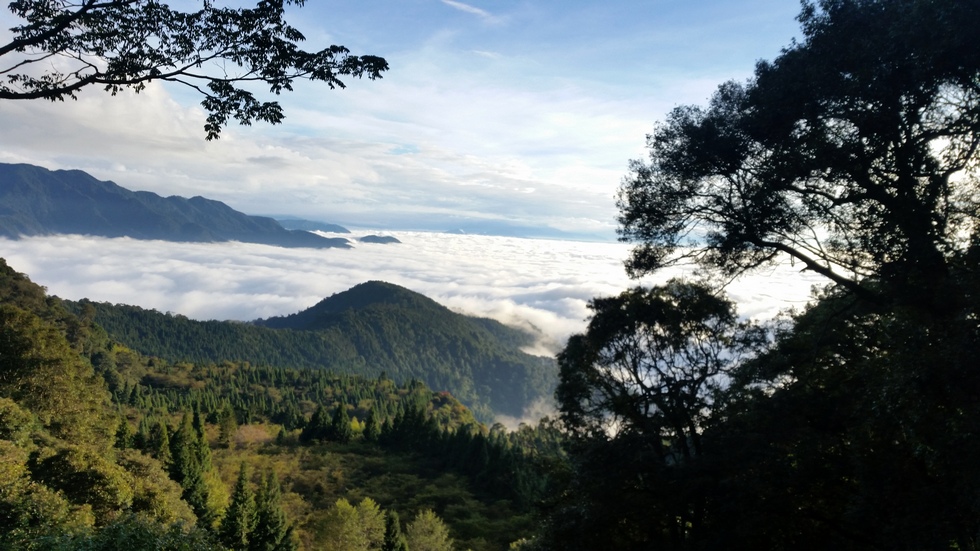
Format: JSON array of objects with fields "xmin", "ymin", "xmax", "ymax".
[
  {"xmin": 0, "ymin": 257, "xmax": 553, "ymax": 551},
  {"xmin": 406, "ymin": 509, "xmax": 454, "ymax": 551},
  {"xmin": 545, "ymin": 281, "xmax": 759, "ymax": 548},
  {"xmin": 66, "ymin": 280, "xmax": 557, "ymax": 421},
  {"xmin": 220, "ymin": 463, "xmax": 256, "ymax": 550},
  {"xmin": 617, "ymin": 0, "xmax": 980, "ymax": 315},
  {"xmin": 383, "ymin": 510, "xmax": 408, "ymax": 551},
  {"xmin": 0, "ymin": 0, "xmax": 388, "ymax": 139},
  {"xmin": 251, "ymin": 470, "xmax": 294, "ymax": 551},
  {"xmin": 539, "ymin": 1, "xmax": 980, "ymax": 549}
]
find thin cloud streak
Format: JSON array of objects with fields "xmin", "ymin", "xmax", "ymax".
[{"xmin": 440, "ymin": 0, "xmax": 497, "ymax": 22}]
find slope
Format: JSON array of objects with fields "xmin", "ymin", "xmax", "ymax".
[
  {"xmin": 0, "ymin": 163, "xmax": 350, "ymax": 249},
  {"xmin": 69, "ymin": 282, "xmax": 557, "ymax": 421}
]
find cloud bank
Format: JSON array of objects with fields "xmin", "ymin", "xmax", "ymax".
[{"xmin": 0, "ymin": 232, "xmax": 824, "ymax": 355}]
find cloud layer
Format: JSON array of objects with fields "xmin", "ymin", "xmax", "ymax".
[{"xmin": 1, "ymin": 232, "xmax": 824, "ymax": 355}]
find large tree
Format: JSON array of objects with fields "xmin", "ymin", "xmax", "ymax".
[
  {"xmin": 1, "ymin": 0, "xmax": 388, "ymax": 138},
  {"xmin": 617, "ymin": 0, "xmax": 980, "ymax": 315},
  {"xmin": 591, "ymin": 1, "xmax": 980, "ymax": 548},
  {"xmin": 548, "ymin": 281, "xmax": 760, "ymax": 549}
]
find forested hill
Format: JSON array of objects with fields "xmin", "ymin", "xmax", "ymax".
[
  {"xmin": 0, "ymin": 162, "xmax": 350, "ymax": 249},
  {"xmin": 68, "ymin": 282, "xmax": 557, "ymax": 421},
  {"xmin": 0, "ymin": 257, "xmax": 561, "ymax": 550}
]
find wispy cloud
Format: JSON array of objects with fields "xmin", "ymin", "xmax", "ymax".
[{"xmin": 439, "ymin": 0, "xmax": 498, "ymax": 22}]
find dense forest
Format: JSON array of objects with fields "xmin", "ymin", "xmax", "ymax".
[
  {"xmin": 0, "ymin": 258, "xmax": 563, "ymax": 550},
  {"xmin": 65, "ymin": 280, "xmax": 556, "ymax": 422}
]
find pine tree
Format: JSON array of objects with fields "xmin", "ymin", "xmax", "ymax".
[
  {"xmin": 148, "ymin": 419, "xmax": 172, "ymax": 465},
  {"xmin": 250, "ymin": 470, "xmax": 295, "ymax": 551},
  {"xmin": 329, "ymin": 404, "xmax": 352, "ymax": 444},
  {"xmin": 218, "ymin": 402, "xmax": 238, "ymax": 448},
  {"xmin": 383, "ymin": 510, "xmax": 409, "ymax": 551},
  {"xmin": 299, "ymin": 405, "xmax": 328, "ymax": 443},
  {"xmin": 364, "ymin": 406, "xmax": 381, "ymax": 442},
  {"xmin": 193, "ymin": 404, "xmax": 213, "ymax": 471},
  {"xmin": 221, "ymin": 462, "xmax": 256, "ymax": 551},
  {"xmin": 114, "ymin": 415, "xmax": 134, "ymax": 449},
  {"xmin": 170, "ymin": 410, "xmax": 213, "ymax": 526}
]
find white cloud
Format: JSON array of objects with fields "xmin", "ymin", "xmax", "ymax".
[
  {"xmin": 0, "ymin": 233, "xmax": 825, "ymax": 355},
  {"xmin": 439, "ymin": 0, "xmax": 498, "ymax": 22}
]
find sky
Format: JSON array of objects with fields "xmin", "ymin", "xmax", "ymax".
[
  {"xmin": 0, "ymin": 1, "xmax": 824, "ymax": 383},
  {"xmin": 0, "ymin": 0, "xmax": 804, "ymax": 238}
]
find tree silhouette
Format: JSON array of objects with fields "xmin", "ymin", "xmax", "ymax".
[{"xmin": 0, "ymin": 0, "xmax": 388, "ymax": 138}]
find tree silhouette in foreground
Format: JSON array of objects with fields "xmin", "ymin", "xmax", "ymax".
[{"xmin": 0, "ymin": 0, "xmax": 388, "ymax": 138}]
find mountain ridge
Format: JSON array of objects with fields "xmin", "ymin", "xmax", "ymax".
[
  {"xmin": 0, "ymin": 163, "xmax": 350, "ymax": 249},
  {"xmin": 68, "ymin": 280, "xmax": 557, "ymax": 421}
]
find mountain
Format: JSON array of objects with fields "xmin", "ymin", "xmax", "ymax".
[
  {"xmin": 68, "ymin": 281, "xmax": 557, "ymax": 421},
  {"xmin": 276, "ymin": 218, "xmax": 351, "ymax": 233},
  {"xmin": 359, "ymin": 234, "xmax": 401, "ymax": 244},
  {"xmin": 0, "ymin": 163, "xmax": 351, "ymax": 249},
  {"xmin": 0, "ymin": 257, "xmax": 555, "ymax": 550}
]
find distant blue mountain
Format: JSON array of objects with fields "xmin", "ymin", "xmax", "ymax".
[
  {"xmin": 276, "ymin": 218, "xmax": 351, "ymax": 234},
  {"xmin": 0, "ymin": 163, "xmax": 351, "ymax": 249},
  {"xmin": 359, "ymin": 235, "xmax": 401, "ymax": 244}
]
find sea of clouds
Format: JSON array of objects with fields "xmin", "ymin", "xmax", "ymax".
[{"xmin": 1, "ymin": 231, "xmax": 826, "ymax": 357}]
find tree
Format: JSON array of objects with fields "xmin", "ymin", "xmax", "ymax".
[
  {"xmin": 299, "ymin": 405, "xmax": 328, "ymax": 443},
  {"xmin": 1, "ymin": 0, "xmax": 388, "ymax": 139},
  {"xmin": 549, "ymin": 281, "xmax": 759, "ymax": 548},
  {"xmin": 0, "ymin": 304, "xmax": 115, "ymax": 449},
  {"xmin": 597, "ymin": 1, "xmax": 980, "ymax": 548},
  {"xmin": 557, "ymin": 280, "xmax": 757, "ymax": 447},
  {"xmin": 169, "ymin": 410, "xmax": 213, "ymax": 526},
  {"xmin": 251, "ymin": 469, "xmax": 295, "ymax": 551},
  {"xmin": 616, "ymin": 0, "xmax": 980, "ymax": 316},
  {"xmin": 405, "ymin": 509, "xmax": 454, "ymax": 551},
  {"xmin": 363, "ymin": 406, "xmax": 381, "ymax": 442},
  {"xmin": 316, "ymin": 497, "xmax": 384, "ymax": 551},
  {"xmin": 220, "ymin": 462, "xmax": 256, "ymax": 551},
  {"xmin": 382, "ymin": 510, "xmax": 408, "ymax": 551},
  {"xmin": 329, "ymin": 403, "xmax": 352, "ymax": 444},
  {"xmin": 218, "ymin": 402, "xmax": 239, "ymax": 449}
]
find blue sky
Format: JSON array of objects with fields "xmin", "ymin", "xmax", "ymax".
[{"xmin": 0, "ymin": 0, "xmax": 803, "ymax": 239}]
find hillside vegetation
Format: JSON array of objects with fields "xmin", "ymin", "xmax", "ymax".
[
  {"xmin": 68, "ymin": 281, "xmax": 556, "ymax": 421},
  {"xmin": 0, "ymin": 258, "xmax": 564, "ymax": 550}
]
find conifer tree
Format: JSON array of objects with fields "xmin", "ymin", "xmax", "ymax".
[
  {"xmin": 364, "ymin": 406, "xmax": 381, "ymax": 442},
  {"xmin": 221, "ymin": 462, "xmax": 256, "ymax": 551},
  {"xmin": 251, "ymin": 470, "xmax": 295, "ymax": 551},
  {"xmin": 147, "ymin": 419, "xmax": 172, "ymax": 465},
  {"xmin": 170, "ymin": 410, "xmax": 213, "ymax": 526},
  {"xmin": 193, "ymin": 404, "xmax": 213, "ymax": 472},
  {"xmin": 383, "ymin": 510, "xmax": 409, "ymax": 551},
  {"xmin": 114, "ymin": 415, "xmax": 134, "ymax": 449},
  {"xmin": 329, "ymin": 404, "xmax": 352, "ymax": 444},
  {"xmin": 299, "ymin": 405, "xmax": 328, "ymax": 443},
  {"xmin": 218, "ymin": 402, "xmax": 238, "ymax": 449}
]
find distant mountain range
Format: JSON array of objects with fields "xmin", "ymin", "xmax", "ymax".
[
  {"xmin": 68, "ymin": 280, "xmax": 556, "ymax": 421},
  {"xmin": 0, "ymin": 163, "xmax": 350, "ymax": 249}
]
